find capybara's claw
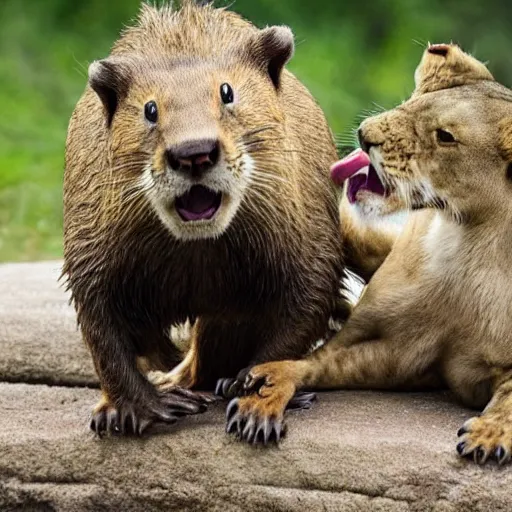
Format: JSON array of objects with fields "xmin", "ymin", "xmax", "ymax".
[
  {"xmin": 90, "ymin": 411, "xmax": 107, "ymax": 437},
  {"xmin": 90, "ymin": 402, "xmax": 146, "ymax": 437},
  {"xmin": 90, "ymin": 386, "xmax": 211, "ymax": 437}
]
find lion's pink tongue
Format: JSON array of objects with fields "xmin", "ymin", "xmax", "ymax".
[{"xmin": 330, "ymin": 149, "xmax": 371, "ymax": 186}]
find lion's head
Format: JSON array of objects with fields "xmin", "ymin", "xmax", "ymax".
[{"xmin": 345, "ymin": 44, "xmax": 512, "ymax": 222}]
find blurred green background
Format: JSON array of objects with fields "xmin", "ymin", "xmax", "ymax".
[{"xmin": 1, "ymin": 0, "xmax": 511, "ymax": 262}]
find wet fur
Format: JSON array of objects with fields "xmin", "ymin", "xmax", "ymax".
[{"xmin": 63, "ymin": 1, "xmax": 345, "ymax": 434}]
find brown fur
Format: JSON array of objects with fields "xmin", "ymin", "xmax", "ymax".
[
  {"xmin": 234, "ymin": 44, "xmax": 512, "ymax": 464},
  {"xmin": 63, "ymin": 1, "xmax": 346, "ymax": 434}
]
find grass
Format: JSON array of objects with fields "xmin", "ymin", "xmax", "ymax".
[{"xmin": 1, "ymin": 0, "xmax": 511, "ymax": 262}]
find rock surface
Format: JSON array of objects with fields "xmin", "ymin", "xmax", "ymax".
[
  {"xmin": 1, "ymin": 261, "xmax": 511, "ymax": 511},
  {"xmin": 0, "ymin": 262, "xmax": 96, "ymax": 387}
]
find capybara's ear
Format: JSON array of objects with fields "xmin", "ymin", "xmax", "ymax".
[
  {"xmin": 245, "ymin": 26, "xmax": 295, "ymax": 88},
  {"xmin": 88, "ymin": 58, "xmax": 132, "ymax": 126},
  {"xmin": 413, "ymin": 43, "xmax": 494, "ymax": 96}
]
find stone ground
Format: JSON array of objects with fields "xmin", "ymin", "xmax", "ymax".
[{"xmin": 1, "ymin": 261, "xmax": 511, "ymax": 511}]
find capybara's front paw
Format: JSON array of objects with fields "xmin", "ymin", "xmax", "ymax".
[
  {"xmin": 456, "ymin": 412, "xmax": 512, "ymax": 465},
  {"xmin": 90, "ymin": 387, "xmax": 212, "ymax": 437}
]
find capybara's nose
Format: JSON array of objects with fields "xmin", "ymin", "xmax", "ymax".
[{"xmin": 166, "ymin": 139, "xmax": 220, "ymax": 177}]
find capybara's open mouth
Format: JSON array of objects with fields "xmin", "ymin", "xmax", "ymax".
[
  {"xmin": 175, "ymin": 185, "xmax": 222, "ymax": 221},
  {"xmin": 330, "ymin": 149, "xmax": 389, "ymax": 203}
]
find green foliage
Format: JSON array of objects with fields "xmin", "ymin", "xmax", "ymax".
[{"xmin": 1, "ymin": 0, "xmax": 512, "ymax": 261}]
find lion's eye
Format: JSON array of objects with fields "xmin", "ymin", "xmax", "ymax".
[
  {"xmin": 220, "ymin": 83, "xmax": 234, "ymax": 105},
  {"xmin": 436, "ymin": 128, "xmax": 456, "ymax": 144},
  {"xmin": 144, "ymin": 101, "xmax": 158, "ymax": 123}
]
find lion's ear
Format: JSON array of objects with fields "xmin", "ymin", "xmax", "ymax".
[
  {"xmin": 413, "ymin": 44, "xmax": 494, "ymax": 96},
  {"xmin": 498, "ymin": 118, "xmax": 512, "ymax": 165}
]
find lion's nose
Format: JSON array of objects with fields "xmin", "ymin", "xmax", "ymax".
[
  {"xmin": 357, "ymin": 128, "xmax": 373, "ymax": 154},
  {"xmin": 166, "ymin": 139, "xmax": 220, "ymax": 177},
  {"xmin": 358, "ymin": 122, "xmax": 386, "ymax": 153}
]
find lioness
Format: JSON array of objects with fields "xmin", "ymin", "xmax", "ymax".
[{"xmin": 225, "ymin": 43, "xmax": 512, "ymax": 465}]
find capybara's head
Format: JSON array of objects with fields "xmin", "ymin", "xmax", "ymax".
[{"xmin": 88, "ymin": 2, "xmax": 295, "ymax": 240}]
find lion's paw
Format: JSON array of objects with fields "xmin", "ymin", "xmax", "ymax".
[{"xmin": 456, "ymin": 412, "xmax": 512, "ymax": 465}]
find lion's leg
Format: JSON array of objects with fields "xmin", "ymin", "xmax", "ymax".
[
  {"xmin": 456, "ymin": 372, "xmax": 512, "ymax": 465},
  {"xmin": 339, "ymin": 196, "xmax": 399, "ymax": 282},
  {"xmin": 227, "ymin": 320, "xmax": 442, "ymax": 443}
]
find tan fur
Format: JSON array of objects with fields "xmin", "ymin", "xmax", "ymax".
[
  {"xmin": 413, "ymin": 43, "xmax": 493, "ymax": 96},
  {"xmin": 63, "ymin": 1, "xmax": 346, "ymax": 435},
  {"xmin": 237, "ymin": 44, "xmax": 512, "ymax": 464},
  {"xmin": 339, "ymin": 195, "xmax": 397, "ymax": 282}
]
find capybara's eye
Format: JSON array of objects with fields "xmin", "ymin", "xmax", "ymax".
[
  {"xmin": 220, "ymin": 83, "xmax": 234, "ymax": 105},
  {"xmin": 436, "ymin": 128, "xmax": 456, "ymax": 144},
  {"xmin": 144, "ymin": 101, "xmax": 158, "ymax": 123}
]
